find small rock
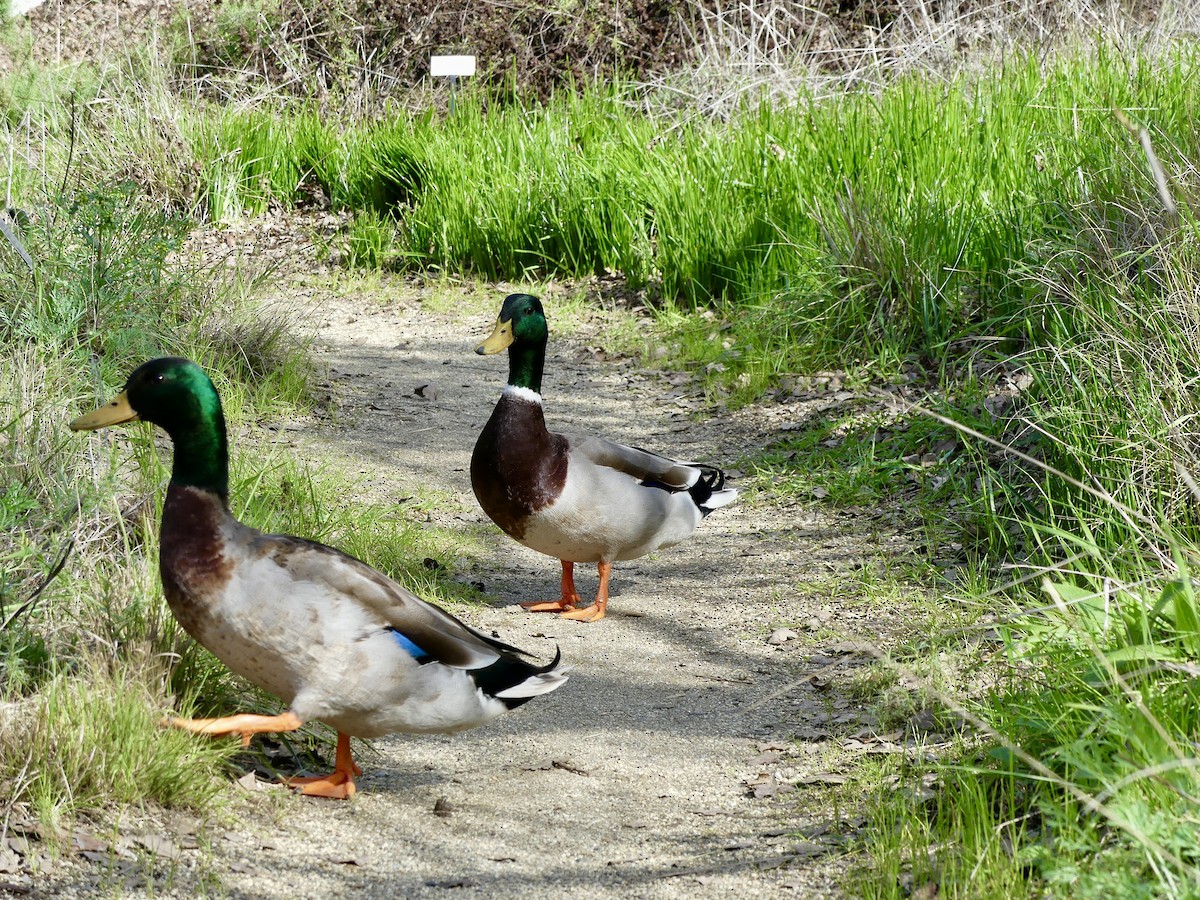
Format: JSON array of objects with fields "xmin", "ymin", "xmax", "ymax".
[{"xmin": 433, "ymin": 797, "xmax": 454, "ymax": 818}]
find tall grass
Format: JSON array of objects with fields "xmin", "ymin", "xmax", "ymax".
[
  {"xmin": 0, "ymin": 181, "xmax": 319, "ymax": 828},
  {"xmin": 834, "ymin": 162, "xmax": 1200, "ymax": 893},
  {"xmin": 127, "ymin": 49, "xmax": 1196, "ymax": 388}
]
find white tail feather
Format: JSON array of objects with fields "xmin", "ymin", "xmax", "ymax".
[
  {"xmin": 494, "ymin": 667, "xmax": 573, "ymax": 699},
  {"xmin": 702, "ymin": 488, "xmax": 738, "ymax": 511}
]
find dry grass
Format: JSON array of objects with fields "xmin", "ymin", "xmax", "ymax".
[{"xmin": 643, "ymin": 0, "xmax": 1200, "ymax": 117}]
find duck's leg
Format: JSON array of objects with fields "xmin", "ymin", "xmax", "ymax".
[
  {"xmin": 163, "ymin": 710, "xmax": 304, "ymax": 746},
  {"xmin": 561, "ymin": 561, "xmax": 612, "ymax": 623},
  {"xmin": 520, "ymin": 560, "xmax": 581, "ymax": 612},
  {"xmin": 165, "ymin": 712, "xmax": 360, "ymax": 799},
  {"xmin": 284, "ymin": 732, "xmax": 360, "ymax": 799}
]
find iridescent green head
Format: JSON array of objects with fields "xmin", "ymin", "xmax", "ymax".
[
  {"xmin": 71, "ymin": 357, "xmax": 229, "ymax": 497},
  {"xmin": 475, "ymin": 293, "xmax": 548, "ymax": 393}
]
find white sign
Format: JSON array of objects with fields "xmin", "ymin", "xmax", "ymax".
[{"xmin": 430, "ymin": 56, "xmax": 476, "ymax": 78}]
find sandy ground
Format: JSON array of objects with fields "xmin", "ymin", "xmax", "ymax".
[{"xmin": 48, "ymin": 276, "xmax": 915, "ymax": 898}]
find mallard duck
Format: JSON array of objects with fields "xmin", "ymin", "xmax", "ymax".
[
  {"xmin": 71, "ymin": 357, "xmax": 569, "ymax": 799},
  {"xmin": 470, "ymin": 293, "xmax": 737, "ymax": 623}
]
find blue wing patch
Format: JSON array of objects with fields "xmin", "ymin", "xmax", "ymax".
[{"xmin": 389, "ymin": 628, "xmax": 433, "ymax": 663}]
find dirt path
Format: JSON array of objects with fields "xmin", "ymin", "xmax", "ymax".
[{"xmin": 64, "ymin": 277, "xmax": 918, "ymax": 898}]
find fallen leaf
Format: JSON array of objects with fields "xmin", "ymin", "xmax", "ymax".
[
  {"xmin": 7, "ymin": 820, "xmax": 41, "ymax": 840},
  {"xmin": 788, "ymin": 842, "xmax": 831, "ymax": 859},
  {"xmin": 413, "ymin": 383, "xmax": 439, "ymax": 401},
  {"xmin": 749, "ymin": 774, "xmax": 779, "ymax": 799},
  {"xmin": 133, "ymin": 835, "xmax": 180, "ymax": 859},
  {"xmin": 766, "ymin": 628, "xmax": 799, "ymax": 646},
  {"xmin": 757, "ymin": 741, "xmax": 789, "ymax": 752},
  {"xmin": 72, "ymin": 832, "xmax": 108, "ymax": 854},
  {"xmin": 0, "ymin": 850, "xmax": 19, "ymax": 875},
  {"xmin": 236, "ymin": 772, "xmax": 260, "ymax": 792},
  {"xmin": 433, "ymin": 797, "xmax": 454, "ymax": 818},
  {"xmin": 797, "ymin": 773, "xmax": 849, "ymax": 786}
]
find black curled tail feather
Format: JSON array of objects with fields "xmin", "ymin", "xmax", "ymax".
[
  {"xmin": 472, "ymin": 646, "xmax": 567, "ymax": 710},
  {"xmin": 688, "ymin": 465, "xmax": 726, "ymax": 510}
]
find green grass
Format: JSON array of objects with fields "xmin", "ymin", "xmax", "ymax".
[
  {"xmin": 850, "ymin": 550, "xmax": 1200, "ymax": 898},
  {"xmin": 0, "ymin": 183, "xmax": 314, "ymax": 829},
  {"xmin": 5, "ymin": 668, "xmax": 233, "ymax": 833},
  {"xmin": 122, "ymin": 50, "xmax": 1195, "ymax": 377}
]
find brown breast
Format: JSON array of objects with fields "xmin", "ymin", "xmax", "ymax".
[
  {"xmin": 470, "ymin": 395, "xmax": 568, "ymax": 539},
  {"xmin": 159, "ymin": 485, "xmax": 234, "ymax": 636}
]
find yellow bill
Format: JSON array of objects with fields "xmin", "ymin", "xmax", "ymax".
[
  {"xmin": 69, "ymin": 392, "xmax": 139, "ymax": 431},
  {"xmin": 475, "ymin": 318, "xmax": 515, "ymax": 355}
]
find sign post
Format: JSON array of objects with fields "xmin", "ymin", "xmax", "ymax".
[{"xmin": 430, "ymin": 55, "xmax": 477, "ymax": 115}]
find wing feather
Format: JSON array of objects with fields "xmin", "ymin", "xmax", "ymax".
[
  {"xmin": 562, "ymin": 434, "xmax": 700, "ymax": 489},
  {"xmin": 246, "ymin": 533, "xmax": 524, "ymax": 670}
]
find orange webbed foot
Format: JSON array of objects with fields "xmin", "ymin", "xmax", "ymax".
[
  {"xmin": 520, "ymin": 598, "xmax": 579, "ymax": 613},
  {"xmin": 560, "ymin": 604, "xmax": 606, "ymax": 623},
  {"xmin": 162, "ymin": 711, "xmax": 304, "ymax": 747},
  {"xmin": 285, "ymin": 732, "xmax": 360, "ymax": 799},
  {"xmin": 518, "ymin": 560, "xmax": 583, "ymax": 612},
  {"xmin": 285, "ymin": 770, "xmax": 357, "ymax": 799},
  {"xmin": 556, "ymin": 561, "xmax": 611, "ymax": 623}
]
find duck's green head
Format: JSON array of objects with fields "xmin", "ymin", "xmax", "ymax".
[
  {"xmin": 476, "ymin": 293, "xmax": 547, "ymax": 355},
  {"xmin": 476, "ymin": 293, "xmax": 548, "ymax": 392},
  {"xmin": 71, "ymin": 357, "xmax": 229, "ymax": 496}
]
